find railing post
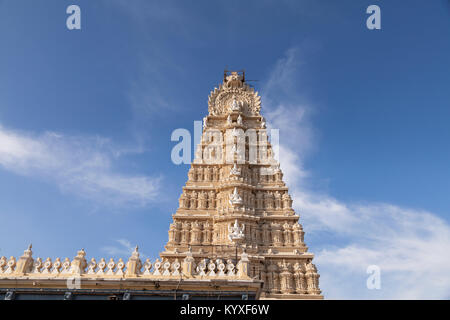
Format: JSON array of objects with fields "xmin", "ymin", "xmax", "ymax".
[{"xmin": 15, "ymin": 244, "xmax": 34, "ymax": 275}]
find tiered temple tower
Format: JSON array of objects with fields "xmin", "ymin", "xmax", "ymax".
[{"xmin": 160, "ymin": 71, "xmax": 321, "ymax": 299}]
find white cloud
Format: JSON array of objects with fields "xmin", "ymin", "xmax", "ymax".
[
  {"xmin": 101, "ymin": 239, "xmax": 148, "ymax": 259},
  {"xmin": 0, "ymin": 125, "xmax": 161, "ymax": 207},
  {"xmin": 102, "ymin": 239, "xmax": 134, "ymax": 256},
  {"xmin": 263, "ymin": 47, "xmax": 450, "ymax": 299}
]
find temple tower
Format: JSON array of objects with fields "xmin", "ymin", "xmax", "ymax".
[{"xmin": 161, "ymin": 71, "xmax": 322, "ymax": 299}]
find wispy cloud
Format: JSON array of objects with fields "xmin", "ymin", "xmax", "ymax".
[
  {"xmin": 263, "ymin": 47, "xmax": 450, "ymax": 299},
  {"xmin": 0, "ymin": 125, "xmax": 161, "ymax": 207},
  {"xmin": 101, "ymin": 239, "xmax": 148, "ymax": 259}
]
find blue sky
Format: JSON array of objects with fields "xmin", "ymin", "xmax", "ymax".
[{"xmin": 0, "ymin": 0, "xmax": 449, "ymax": 299}]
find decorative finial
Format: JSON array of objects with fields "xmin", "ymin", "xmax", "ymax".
[
  {"xmin": 224, "ymin": 70, "xmax": 245, "ymax": 88},
  {"xmin": 130, "ymin": 245, "xmax": 140, "ymax": 259},
  {"xmin": 237, "ymin": 115, "xmax": 243, "ymax": 125},
  {"xmin": 23, "ymin": 243, "xmax": 33, "ymax": 257}
]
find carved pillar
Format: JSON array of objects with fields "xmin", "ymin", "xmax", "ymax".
[
  {"xmin": 190, "ymin": 221, "xmax": 202, "ymax": 245},
  {"xmin": 125, "ymin": 246, "xmax": 142, "ymax": 277},
  {"xmin": 168, "ymin": 223, "xmax": 176, "ymax": 245},
  {"xmin": 267, "ymin": 263, "xmax": 280, "ymax": 294},
  {"xmin": 272, "ymin": 223, "xmax": 283, "ymax": 246},
  {"xmin": 251, "ymin": 224, "xmax": 257, "ymax": 243},
  {"xmin": 202, "ymin": 221, "xmax": 212, "ymax": 244},
  {"xmin": 283, "ymin": 223, "xmax": 293, "ymax": 246},
  {"xmin": 197, "ymin": 167, "xmax": 203, "ymax": 181},
  {"xmin": 293, "ymin": 263, "xmax": 307, "ymax": 294},
  {"xmin": 274, "ymin": 192, "xmax": 282, "ymax": 209},
  {"xmin": 213, "ymin": 223, "xmax": 220, "ymax": 243},
  {"xmin": 188, "ymin": 168, "xmax": 195, "ymax": 181},
  {"xmin": 305, "ymin": 262, "xmax": 321, "ymax": 295},
  {"xmin": 181, "ymin": 222, "xmax": 191, "ymax": 245},
  {"xmin": 207, "ymin": 191, "xmax": 216, "ymax": 209},
  {"xmin": 275, "ymin": 169, "xmax": 283, "ymax": 182},
  {"xmin": 279, "ymin": 262, "xmax": 294, "ymax": 294},
  {"xmin": 179, "ymin": 192, "xmax": 188, "ymax": 209},
  {"xmin": 249, "ymin": 192, "xmax": 255, "ymax": 207},
  {"xmin": 282, "ymin": 193, "xmax": 293, "ymax": 209},
  {"xmin": 256, "ymin": 192, "xmax": 263, "ymax": 209},
  {"xmin": 237, "ymin": 251, "xmax": 250, "ymax": 279},
  {"xmin": 205, "ymin": 166, "xmax": 211, "ymax": 181},
  {"xmin": 182, "ymin": 249, "xmax": 195, "ymax": 277},
  {"xmin": 293, "ymin": 223, "xmax": 305, "ymax": 245},
  {"xmin": 260, "ymin": 264, "xmax": 269, "ymax": 293},
  {"xmin": 198, "ymin": 192, "xmax": 206, "ymax": 209},
  {"xmin": 262, "ymin": 224, "xmax": 270, "ymax": 245},
  {"xmin": 264, "ymin": 193, "xmax": 270, "ymax": 209},
  {"xmin": 252, "ymin": 168, "xmax": 259, "ymax": 184},
  {"xmin": 70, "ymin": 249, "xmax": 87, "ymax": 275},
  {"xmin": 189, "ymin": 191, "xmax": 197, "ymax": 209}
]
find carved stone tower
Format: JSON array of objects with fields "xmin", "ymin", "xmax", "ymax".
[{"xmin": 161, "ymin": 71, "xmax": 322, "ymax": 299}]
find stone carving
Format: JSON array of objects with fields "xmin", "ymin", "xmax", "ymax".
[
  {"xmin": 228, "ymin": 219, "xmax": 245, "ymax": 242},
  {"xmin": 208, "ymin": 72, "xmax": 261, "ymax": 116},
  {"xmin": 143, "ymin": 259, "xmax": 152, "ymax": 275},
  {"xmin": 52, "ymin": 258, "xmax": 61, "ymax": 274},
  {"xmin": 0, "ymin": 256, "xmax": 7, "ymax": 273},
  {"xmin": 106, "ymin": 258, "xmax": 116, "ymax": 275},
  {"xmin": 32, "ymin": 257, "xmax": 42, "ymax": 274},
  {"xmin": 230, "ymin": 163, "xmax": 241, "ymax": 176},
  {"xmin": 116, "ymin": 258, "xmax": 125, "ymax": 275},
  {"xmin": 62, "ymin": 258, "xmax": 71, "ymax": 274},
  {"xmin": 172, "ymin": 259, "xmax": 181, "ymax": 276},
  {"xmin": 229, "ymin": 187, "xmax": 243, "ymax": 206},
  {"xmin": 230, "ymin": 95, "xmax": 241, "ymax": 112},
  {"xmin": 87, "ymin": 258, "xmax": 97, "ymax": 274},
  {"xmin": 97, "ymin": 258, "xmax": 106, "ymax": 275},
  {"xmin": 153, "ymin": 259, "xmax": 162, "ymax": 276},
  {"xmin": 237, "ymin": 114, "xmax": 243, "ymax": 125}
]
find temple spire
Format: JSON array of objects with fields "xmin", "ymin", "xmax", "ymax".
[{"xmin": 161, "ymin": 71, "xmax": 321, "ymax": 298}]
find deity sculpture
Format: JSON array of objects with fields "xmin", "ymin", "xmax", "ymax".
[
  {"xmin": 229, "ymin": 187, "xmax": 243, "ymax": 206},
  {"xmin": 237, "ymin": 115, "xmax": 243, "ymax": 125},
  {"xmin": 228, "ymin": 219, "xmax": 245, "ymax": 242},
  {"xmin": 231, "ymin": 95, "xmax": 241, "ymax": 112},
  {"xmin": 230, "ymin": 163, "xmax": 241, "ymax": 176}
]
